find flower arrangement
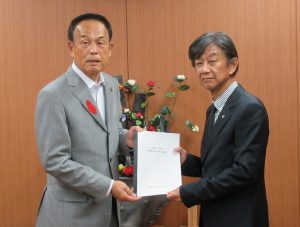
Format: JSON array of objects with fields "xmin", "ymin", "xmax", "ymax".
[
  {"xmin": 119, "ymin": 75, "xmax": 199, "ymax": 131},
  {"xmin": 119, "ymin": 79, "xmax": 156, "ymax": 129},
  {"xmin": 118, "ymin": 74, "xmax": 199, "ymax": 177}
]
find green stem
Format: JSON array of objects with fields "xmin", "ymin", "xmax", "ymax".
[
  {"xmin": 145, "ymin": 97, "xmax": 149, "ymax": 126},
  {"xmin": 145, "ymin": 89, "xmax": 149, "ymax": 126},
  {"xmin": 168, "ymin": 89, "xmax": 180, "ymax": 122}
]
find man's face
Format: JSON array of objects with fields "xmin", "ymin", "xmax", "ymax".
[
  {"xmin": 194, "ymin": 44, "xmax": 238, "ymax": 97},
  {"xmin": 68, "ymin": 20, "xmax": 113, "ymax": 80}
]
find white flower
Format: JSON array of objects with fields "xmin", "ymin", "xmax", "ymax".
[
  {"xmin": 123, "ymin": 108, "xmax": 130, "ymax": 113},
  {"xmin": 192, "ymin": 125, "xmax": 199, "ymax": 132},
  {"xmin": 127, "ymin": 79, "xmax": 136, "ymax": 86},
  {"xmin": 176, "ymin": 74, "xmax": 186, "ymax": 81}
]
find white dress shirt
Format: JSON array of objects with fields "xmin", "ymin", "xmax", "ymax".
[{"xmin": 212, "ymin": 81, "xmax": 238, "ymax": 123}]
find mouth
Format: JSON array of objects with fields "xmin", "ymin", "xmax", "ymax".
[
  {"xmin": 86, "ymin": 59, "xmax": 100, "ymax": 66},
  {"xmin": 201, "ymin": 77, "xmax": 214, "ymax": 82}
]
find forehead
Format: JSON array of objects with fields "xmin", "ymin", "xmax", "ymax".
[
  {"xmin": 196, "ymin": 44, "xmax": 225, "ymax": 60},
  {"xmin": 74, "ymin": 20, "xmax": 109, "ymax": 38}
]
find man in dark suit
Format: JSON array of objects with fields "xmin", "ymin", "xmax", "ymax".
[{"xmin": 167, "ymin": 32, "xmax": 269, "ymax": 227}]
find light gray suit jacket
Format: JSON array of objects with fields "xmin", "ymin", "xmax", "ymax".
[{"xmin": 35, "ymin": 67, "xmax": 130, "ymax": 227}]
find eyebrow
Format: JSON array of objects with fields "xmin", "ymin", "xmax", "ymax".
[
  {"xmin": 208, "ymin": 52, "xmax": 217, "ymax": 57},
  {"xmin": 80, "ymin": 35, "xmax": 89, "ymax": 38},
  {"xmin": 79, "ymin": 35, "xmax": 105, "ymax": 39}
]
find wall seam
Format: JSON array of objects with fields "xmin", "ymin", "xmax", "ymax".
[
  {"xmin": 295, "ymin": 0, "xmax": 300, "ymax": 225},
  {"xmin": 125, "ymin": 0, "xmax": 130, "ymax": 81}
]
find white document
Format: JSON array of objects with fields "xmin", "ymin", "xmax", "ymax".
[{"xmin": 134, "ymin": 131, "xmax": 182, "ymax": 196}]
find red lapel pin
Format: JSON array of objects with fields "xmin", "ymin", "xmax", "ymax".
[{"xmin": 86, "ymin": 100, "xmax": 97, "ymax": 114}]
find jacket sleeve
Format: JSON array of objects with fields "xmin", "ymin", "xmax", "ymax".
[{"xmin": 181, "ymin": 154, "xmax": 202, "ymax": 177}]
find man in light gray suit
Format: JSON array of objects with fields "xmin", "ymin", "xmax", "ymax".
[{"xmin": 35, "ymin": 13, "xmax": 142, "ymax": 227}]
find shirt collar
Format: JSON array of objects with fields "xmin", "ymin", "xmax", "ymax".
[
  {"xmin": 72, "ymin": 62, "xmax": 105, "ymax": 89},
  {"xmin": 213, "ymin": 81, "xmax": 238, "ymax": 111}
]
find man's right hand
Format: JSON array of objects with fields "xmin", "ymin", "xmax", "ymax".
[
  {"xmin": 111, "ymin": 180, "xmax": 141, "ymax": 202},
  {"xmin": 175, "ymin": 147, "xmax": 188, "ymax": 165}
]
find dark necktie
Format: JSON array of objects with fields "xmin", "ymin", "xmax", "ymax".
[
  {"xmin": 204, "ymin": 104, "xmax": 217, "ymax": 147},
  {"xmin": 208, "ymin": 104, "xmax": 217, "ymax": 130}
]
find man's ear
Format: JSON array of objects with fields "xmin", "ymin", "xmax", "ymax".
[
  {"xmin": 229, "ymin": 57, "xmax": 239, "ymax": 75},
  {"xmin": 67, "ymin": 41, "xmax": 75, "ymax": 58},
  {"xmin": 108, "ymin": 41, "xmax": 114, "ymax": 57}
]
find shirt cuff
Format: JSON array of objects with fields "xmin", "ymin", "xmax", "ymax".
[
  {"xmin": 106, "ymin": 179, "xmax": 114, "ymax": 197},
  {"xmin": 126, "ymin": 143, "xmax": 134, "ymax": 151}
]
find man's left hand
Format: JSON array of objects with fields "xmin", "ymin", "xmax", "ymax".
[
  {"xmin": 126, "ymin": 126, "xmax": 144, "ymax": 148},
  {"xmin": 167, "ymin": 187, "xmax": 182, "ymax": 202}
]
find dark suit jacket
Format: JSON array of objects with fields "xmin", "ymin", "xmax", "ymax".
[{"xmin": 180, "ymin": 85, "xmax": 269, "ymax": 227}]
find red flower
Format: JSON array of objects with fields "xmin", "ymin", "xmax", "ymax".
[
  {"xmin": 147, "ymin": 125, "xmax": 157, "ymax": 131},
  {"xmin": 119, "ymin": 84, "xmax": 129, "ymax": 93},
  {"xmin": 123, "ymin": 165, "xmax": 134, "ymax": 176},
  {"xmin": 147, "ymin": 80, "xmax": 155, "ymax": 87},
  {"xmin": 86, "ymin": 100, "xmax": 97, "ymax": 114},
  {"xmin": 135, "ymin": 112, "xmax": 143, "ymax": 119}
]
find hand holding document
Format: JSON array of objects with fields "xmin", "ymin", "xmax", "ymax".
[{"xmin": 134, "ymin": 131, "xmax": 182, "ymax": 196}]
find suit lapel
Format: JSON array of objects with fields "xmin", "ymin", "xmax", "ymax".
[
  {"xmin": 205, "ymin": 106, "xmax": 232, "ymax": 152},
  {"xmin": 102, "ymin": 73, "xmax": 123, "ymax": 161},
  {"xmin": 202, "ymin": 105, "xmax": 214, "ymax": 147},
  {"xmin": 66, "ymin": 67, "xmax": 108, "ymax": 131},
  {"xmin": 102, "ymin": 73, "xmax": 115, "ymax": 133},
  {"xmin": 202, "ymin": 85, "xmax": 245, "ymax": 162}
]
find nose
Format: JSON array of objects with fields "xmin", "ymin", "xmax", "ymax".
[
  {"xmin": 200, "ymin": 62, "xmax": 210, "ymax": 73},
  {"xmin": 89, "ymin": 42, "xmax": 98, "ymax": 54}
]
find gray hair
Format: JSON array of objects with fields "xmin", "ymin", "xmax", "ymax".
[{"xmin": 188, "ymin": 32, "xmax": 239, "ymax": 75}]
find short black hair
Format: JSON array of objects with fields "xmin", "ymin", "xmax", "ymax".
[
  {"xmin": 189, "ymin": 32, "xmax": 239, "ymax": 74},
  {"xmin": 68, "ymin": 13, "xmax": 112, "ymax": 41}
]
